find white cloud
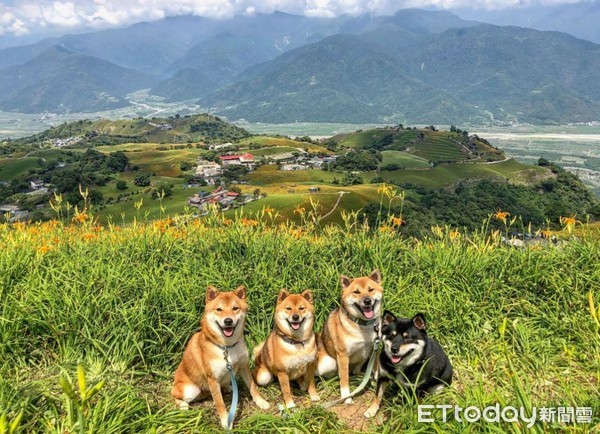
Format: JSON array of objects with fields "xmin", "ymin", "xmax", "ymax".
[
  {"xmin": 0, "ymin": 5, "xmax": 29, "ymax": 35},
  {"xmin": 0, "ymin": 0, "xmax": 590, "ymax": 36}
]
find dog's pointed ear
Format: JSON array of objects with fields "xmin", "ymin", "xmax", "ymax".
[
  {"xmin": 234, "ymin": 285, "xmax": 247, "ymax": 300},
  {"xmin": 383, "ymin": 310, "xmax": 396, "ymax": 326},
  {"xmin": 412, "ymin": 313, "xmax": 426, "ymax": 331},
  {"xmin": 301, "ymin": 290, "xmax": 313, "ymax": 303},
  {"xmin": 340, "ymin": 275, "xmax": 352, "ymax": 289},
  {"xmin": 278, "ymin": 289, "xmax": 290, "ymax": 302},
  {"xmin": 206, "ymin": 286, "xmax": 219, "ymax": 303},
  {"xmin": 369, "ymin": 269, "xmax": 382, "ymax": 284}
]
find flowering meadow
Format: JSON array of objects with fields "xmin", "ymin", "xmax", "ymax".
[{"xmin": 0, "ymin": 190, "xmax": 599, "ymax": 433}]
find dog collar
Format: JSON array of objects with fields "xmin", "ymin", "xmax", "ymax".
[
  {"xmin": 341, "ymin": 305, "xmax": 379, "ymax": 327},
  {"xmin": 276, "ymin": 332, "xmax": 306, "ymax": 347},
  {"xmin": 211, "ymin": 340, "xmax": 239, "ymax": 352}
]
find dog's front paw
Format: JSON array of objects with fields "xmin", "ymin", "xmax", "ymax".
[
  {"xmin": 344, "ymin": 397, "xmax": 353, "ymax": 404},
  {"xmin": 255, "ymin": 397, "xmax": 270, "ymax": 410},
  {"xmin": 364, "ymin": 405, "xmax": 379, "ymax": 419},
  {"xmin": 219, "ymin": 416, "xmax": 229, "ymax": 429},
  {"xmin": 178, "ymin": 401, "xmax": 190, "ymax": 410},
  {"xmin": 284, "ymin": 401, "xmax": 296, "ymax": 410},
  {"xmin": 310, "ymin": 393, "xmax": 321, "ymax": 402}
]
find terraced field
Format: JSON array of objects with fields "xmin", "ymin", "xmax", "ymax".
[{"xmin": 407, "ymin": 139, "xmax": 468, "ymax": 162}]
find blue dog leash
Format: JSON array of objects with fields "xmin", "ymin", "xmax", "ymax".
[
  {"xmin": 321, "ymin": 319, "xmax": 382, "ymax": 409},
  {"xmin": 221, "ymin": 346, "xmax": 239, "ymax": 432}
]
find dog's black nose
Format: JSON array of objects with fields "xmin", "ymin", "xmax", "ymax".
[
  {"xmin": 224, "ymin": 318, "xmax": 233, "ymax": 327},
  {"xmin": 363, "ymin": 297, "xmax": 372, "ymax": 306},
  {"xmin": 391, "ymin": 346, "xmax": 399, "ymax": 354},
  {"xmin": 292, "ymin": 314, "xmax": 300, "ymax": 321}
]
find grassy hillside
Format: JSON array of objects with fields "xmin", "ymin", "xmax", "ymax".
[
  {"xmin": 380, "ymin": 150, "xmax": 429, "ymax": 169},
  {"xmin": 0, "ymin": 157, "xmax": 41, "ymax": 181},
  {"xmin": 331, "ymin": 127, "xmax": 504, "ymax": 163},
  {"xmin": 11, "ymin": 114, "xmax": 250, "ymax": 148},
  {"xmin": 1, "ymin": 214, "xmax": 598, "ymax": 432}
]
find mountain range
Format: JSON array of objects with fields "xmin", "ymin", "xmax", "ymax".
[{"xmin": 0, "ymin": 8, "xmax": 599, "ymax": 125}]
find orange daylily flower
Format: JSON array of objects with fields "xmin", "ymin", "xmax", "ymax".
[{"xmin": 493, "ymin": 210, "xmax": 510, "ymax": 223}]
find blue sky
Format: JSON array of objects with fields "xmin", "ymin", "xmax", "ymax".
[{"xmin": 0, "ymin": 0, "xmax": 590, "ymax": 37}]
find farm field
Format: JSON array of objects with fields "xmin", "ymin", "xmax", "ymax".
[{"xmin": 1, "ymin": 216, "xmax": 598, "ymax": 432}]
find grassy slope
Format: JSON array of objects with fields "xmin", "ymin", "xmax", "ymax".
[
  {"xmin": 334, "ymin": 128, "xmax": 504, "ymax": 163},
  {"xmin": 0, "ymin": 157, "xmax": 40, "ymax": 181},
  {"xmin": 93, "ymin": 160, "xmax": 549, "ymax": 224},
  {"xmin": 0, "ymin": 219, "xmax": 598, "ymax": 432},
  {"xmin": 380, "ymin": 150, "xmax": 430, "ymax": 169},
  {"xmin": 238, "ymin": 137, "xmax": 331, "ymax": 154},
  {"xmin": 374, "ymin": 159, "xmax": 548, "ymax": 189}
]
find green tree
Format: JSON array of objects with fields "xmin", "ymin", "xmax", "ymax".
[
  {"xmin": 105, "ymin": 151, "xmax": 129, "ymax": 173},
  {"xmin": 151, "ymin": 182, "xmax": 173, "ymax": 199},
  {"xmin": 342, "ymin": 172, "xmax": 363, "ymax": 186},
  {"xmin": 116, "ymin": 180, "xmax": 128, "ymax": 191},
  {"xmin": 133, "ymin": 173, "xmax": 151, "ymax": 187}
]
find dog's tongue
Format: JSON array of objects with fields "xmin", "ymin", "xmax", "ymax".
[
  {"xmin": 362, "ymin": 307, "xmax": 374, "ymax": 319},
  {"xmin": 291, "ymin": 322, "xmax": 301, "ymax": 330},
  {"xmin": 391, "ymin": 355, "xmax": 402, "ymax": 364},
  {"xmin": 223, "ymin": 327, "xmax": 234, "ymax": 337}
]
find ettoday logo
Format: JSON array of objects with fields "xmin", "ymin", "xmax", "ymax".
[{"xmin": 418, "ymin": 404, "xmax": 593, "ymax": 427}]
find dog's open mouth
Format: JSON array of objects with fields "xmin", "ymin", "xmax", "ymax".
[
  {"xmin": 217, "ymin": 322, "xmax": 236, "ymax": 337},
  {"xmin": 391, "ymin": 348, "xmax": 414, "ymax": 364},
  {"xmin": 287, "ymin": 318, "xmax": 305, "ymax": 331},
  {"xmin": 355, "ymin": 300, "xmax": 377, "ymax": 319}
]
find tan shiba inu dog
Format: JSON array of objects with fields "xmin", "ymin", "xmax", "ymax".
[
  {"xmin": 172, "ymin": 285, "xmax": 270, "ymax": 429},
  {"xmin": 315, "ymin": 269, "xmax": 383, "ymax": 403},
  {"xmin": 253, "ymin": 289, "xmax": 320, "ymax": 409}
]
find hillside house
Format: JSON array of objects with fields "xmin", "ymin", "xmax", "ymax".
[
  {"xmin": 30, "ymin": 180, "xmax": 45, "ymax": 190},
  {"xmin": 269, "ymin": 152, "xmax": 301, "ymax": 163},
  {"xmin": 0, "ymin": 205, "xmax": 29, "ymax": 222},
  {"xmin": 195, "ymin": 159, "xmax": 223, "ymax": 185},
  {"xmin": 220, "ymin": 153, "xmax": 255, "ymax": 167}
]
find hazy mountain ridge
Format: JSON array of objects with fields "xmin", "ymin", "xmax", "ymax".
[
  {"xmin": 0, "ymin": 46, "xmax": 155, "ymax": 113},
  {"xmin": 203, "ymin": 21, "xmax": 600, "ymax": 124},
  {"xmin": 0, "ymin": 8, "xmax": 599, "ymax": 124}
]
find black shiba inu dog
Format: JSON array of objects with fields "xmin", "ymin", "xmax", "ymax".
[{"xmin": 364, "ymin": 311, "xmax": 452, "ymax": 418}]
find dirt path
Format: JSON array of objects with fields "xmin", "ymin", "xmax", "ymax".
[{"xmin": 318, "ymin": 191, "xmax": 348, "ymax": 221}]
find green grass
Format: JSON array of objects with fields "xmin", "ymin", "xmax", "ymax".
[
  {"xmin": 93, "ymin": 184, "xmax": 204, "ymax": 224},
  {"xmin": 247, "ymin": 165, "xmax": 339, "ymax": 185},
  {"xmin": 0, "ymin": 157, "xmax": 41, "ymax": 180},
  {"xmin": 375, "ymin": 159, "xmax": 548, "ymax": 189},
  {"xmin": 118, "ymin": 149, "xmax": 205, "ymax": 178},
  {"xmin": 238, "ymin": 136, "xmax": 331, "ymax": 154},
  {"xmin": 242, "ymin": 146, "xmax": 298, "ymax": 157},
  {"xmin": 380, "ymin": 150, "xmax": 430, "ymax": 169},
  {"xmin": 0, "ymin": 217, "xmax": 598, "ymax": 432}
]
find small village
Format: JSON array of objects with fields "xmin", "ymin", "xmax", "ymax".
[{"xmin": 187, "ymin": 146, "xmax": 337, "ymax": 212}]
